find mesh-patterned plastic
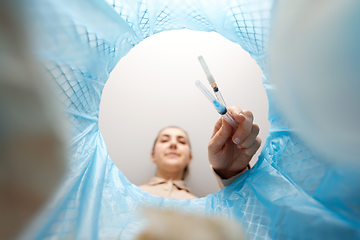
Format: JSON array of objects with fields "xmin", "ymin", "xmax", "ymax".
[{"xmin": 20, "ymin": 0, "xmax": 360, "ymax": 239}]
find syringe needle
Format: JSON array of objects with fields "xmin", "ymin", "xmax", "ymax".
[
  {"xmin": 198, "ymin": 55, "xmax": 215, "ymax": 87},
  {"xmin": 195, "ymin": 80, "xmax": 238, "ymax": 130}
]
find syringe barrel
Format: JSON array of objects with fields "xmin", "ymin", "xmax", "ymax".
[
  {"xmin": 212, "ymin": 97, "xmax": 238, "ymax": 130},
  {"xmin": 222, "ymin": 111, "xmax": 238, "ymax": 130},
  {"xmin": 196, "ymin": 80, "xmax": 238, "ymax": 130},
  {"xmin": 214, "ymin": 89, "xmax": 227, "ymax": 108}
]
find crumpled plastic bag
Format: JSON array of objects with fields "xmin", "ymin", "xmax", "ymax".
[{"xmin": 11, "ymin": 0, "xmax": 360, "ymax": 239}]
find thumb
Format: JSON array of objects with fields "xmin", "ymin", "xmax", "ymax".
[{"xmin": 228, "ymin": 107, "xmax": 246, "ymax": 124}]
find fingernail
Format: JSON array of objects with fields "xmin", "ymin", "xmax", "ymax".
[
  {"xmin": 238, "ymin": 111, "xmax": 245, "ymax": 117},
  {"xmin": 237, "ymin": 145, "xmax": 242, "ymax": 149},
  {"xmin": 233, "ymin": 138, "xmax": 240, "ymax": 144}
]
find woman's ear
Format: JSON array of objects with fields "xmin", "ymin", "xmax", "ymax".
[
  {"xmin": 188, "ymin": 154, "xmax": 193, "ymax": 164},
  {"xmin": 151, "ymin": 151, "xmax": 156, "ymax": 163}
]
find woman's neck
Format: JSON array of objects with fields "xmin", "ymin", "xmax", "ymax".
[{"xmin": 155, "ymin": 170, "xmax": 183, "ymax": 181}]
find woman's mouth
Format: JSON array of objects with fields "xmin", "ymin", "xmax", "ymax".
[{"xmin": 166, "ymin": 152, "xmax": 179, "ymax": 157}]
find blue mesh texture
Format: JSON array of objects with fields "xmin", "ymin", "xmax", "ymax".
[{"xmin": 20, "ymin": 0, "xmax": 360, "ymax": 239}]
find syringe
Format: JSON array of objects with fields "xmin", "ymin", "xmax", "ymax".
[
  {"xmin": 198, "ymin": 55, "xmax": 227, "ymax": 108},
  {"xmin": 195, "ymin": 80, "xmax": 238, "ymax": 130}
]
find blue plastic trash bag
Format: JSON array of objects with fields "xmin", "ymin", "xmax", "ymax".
[{"xmin": 9, "ymin": 0, "xmax": 360, "ymax": 239}]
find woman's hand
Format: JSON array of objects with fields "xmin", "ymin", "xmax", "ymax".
[{"xmin": 208, "ymin": 106, "xmax": 261, "ymax": 179}]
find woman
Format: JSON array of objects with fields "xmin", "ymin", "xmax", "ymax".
[
  {"xmin": 139, "ymin": 106, "xmax": 261, "ymax": 199},
  {"xmin": 139, "ymin": 126, "xmax": 196, "ymax": 199}
]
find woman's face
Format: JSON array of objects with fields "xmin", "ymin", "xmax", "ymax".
[{"xmin": 152, "ymin": 127, "xmax": 192, "ymax": 174}]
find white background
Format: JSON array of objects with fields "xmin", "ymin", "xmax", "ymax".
[{"xmin": 99, "ymin": 29, "xmax": 269, "ymax": 197}]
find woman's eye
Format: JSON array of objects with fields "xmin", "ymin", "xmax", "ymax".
[
  {"xmin": 179, "ymin": 141, "xmax": 186, "ymax": 144},
  {"xmin": 160, "ymin": 139, "xmax": 168, "ymax": 143}
]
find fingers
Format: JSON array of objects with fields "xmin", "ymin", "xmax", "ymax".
[
  {"xmin": 228, "ymin": 106, "xmax": 246, "ymax": 125},
  {"xmin": 240, "ymin": 124, "xmax": 260, "ymax": 149},
  {"xmin": 211, "ymin": 117, "xmax": 223, "ymax": 139},
  {"xmin": 209, "ymin": 106, "xmax": 260, "ymax": 154},
  {"xmin": 209, "ymin": 118, "xmax": 233, "ymax": 153},
  {"xmin": 230, "ymin": 109, "xmax": 254, "ymax": 146},
  {"xmin": 244, "ymin": 137, "xmax": 261, "ymax": 157}
]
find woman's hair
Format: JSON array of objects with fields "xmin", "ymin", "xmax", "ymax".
[{"xmin": 152, "ymin": 126, "xmax": 191, "ymax": 180}]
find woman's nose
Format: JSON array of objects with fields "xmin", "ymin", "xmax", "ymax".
[{"xmin": 169, "ymin": 140, "xmax": 177, "ymax": 149}]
